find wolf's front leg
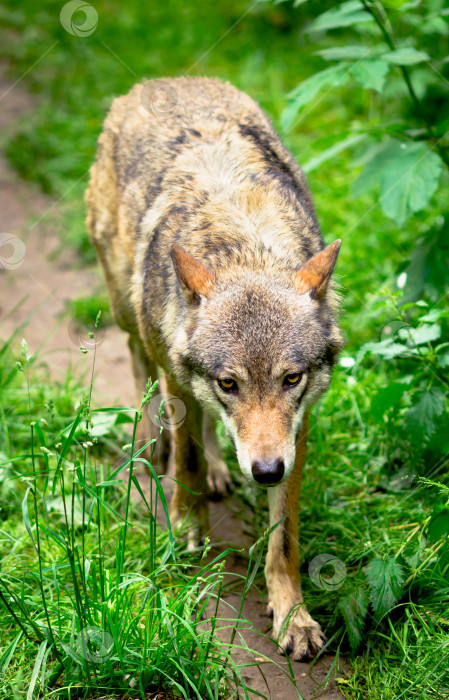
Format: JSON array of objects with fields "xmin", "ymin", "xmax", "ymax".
[
  {"xmin": 265, "ymin": 414, "xmax": 326, "ymax": 661},
  {"xmin": 128, "ymin": 335, "xmax": 170, "ymax": 473},
  {"xmin": 203, "ymin": 413, "xmax": 231, "ymax": 500},
  {"xmin": 165, "ymin": 375, "xmax": 209, "ymax": 545}
]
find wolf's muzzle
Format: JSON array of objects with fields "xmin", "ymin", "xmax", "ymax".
[{"xmin": 251, "ymin": 458, "xmax": 284, "ymax": 485}]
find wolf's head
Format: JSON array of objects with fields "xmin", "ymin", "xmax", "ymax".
[{"xmin": 170, "ymin": 241, "xmax": 343, "ymax": 486}]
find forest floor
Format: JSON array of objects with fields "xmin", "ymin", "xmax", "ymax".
[{"xmin": 0, "ymin": 65, "xmax": 347, "ymax": 700}]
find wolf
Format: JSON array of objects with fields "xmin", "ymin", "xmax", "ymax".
[{"xmin": 86, "ymin": 76, "xmax": 343, "ymax": 661}]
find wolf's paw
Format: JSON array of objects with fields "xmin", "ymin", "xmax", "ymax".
[
  {"xmin": 170, "ymin": 501, "xmax": 210, "ymax": 553},
  {"xmin": 207, "ymin": 459, "xmax": 231, "ymax": 500},
  {"xmin": 269, "ymin": 604, "xmax": 326, "ymax": 661},
  {"xmin": 278, "ymin": 618, "xmax": 326, "ymax": 661},
  {"xmin": 171, "ymin": 515, "xmax": 202, "ymax": 552}
]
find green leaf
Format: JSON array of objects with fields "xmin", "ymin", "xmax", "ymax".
[
  {"xmin": 383, "ymin": 48, "xmax": 430, "ymax": 65},
  {"xmin": 354, "ymin": 140, "xmax": 443, "ymax": 226},
  {"xmin": 27, "ymin": 640, "xmax": 47, "ymax": 700},
  {"xmin": 90, "ymin": 410, "xmax": 118, "ymax": 437},
  {"xmin": 353, "ymin": 140, "xmax": 394, "ymax": 197},
  {"xmin": 274, "ymin": 0, "xmax": 308, "ymax": 5},
  {"xmin": 22, "ymin": 488, "xmax": 35, "ymax": 547},
  {"xmin": 97, "ymin": 479, "xmax": 124, "ymax": 488},
  {"xmin": 359, "ymin": 339, "xmax": 409, "ymax": 359},
  {"xmin": 282, "ymin": 64, "xmax": 350, "ymax": 131},
  {"xmin": 303, "ymin": 133, "xmax": 366, "ymax": 173},
  {"xmin": 339, "ymin": 588, "xmax": 369, "ymax": 653},
  {"xmin": 365, "ymin": 556, "xmax": 404, "ymax": 620},
  {"xmin": 402, "ymin": 544, "xmax": 422, "ymax": 569},
  {"xmin": 403, "ymin": 322, "xmax": 441, "ymax": 346},
  {"xmin": 316, "ymin": 45, "xmax": 370, "ymax": 60},
  {"xmin": 428, "ymin": 507, "xmax": 449, "ymax": 543},
  {"xmin": 437, "ymin": 352, "xmax": 449, "ymax": 368},
  {"xmin": 0, "ymin": 633, "xmax": 23, "ymax": 675},
  {"xmin": 350, "ymin": 59, "xmax": 389, "ymax": 92},
  {"xmin": 407, "ymin": 388, "xmax": 446, "ymax": 436},
  {"xmin": 419, "ymin": 308, "xmax": 445, "ymax": 323},
  {"xmin": 380, "ymin": 142, "xmax": 442, "ymax": 225},
  {"xmin": 421, "ymin": 15, "xmax": 449, "ymax": 37},
  {"xmin": 309, "ymin": 0, "xmax": 373, "ymax": 32},
  {"xmin": 53, "ymin": 409, "xmax": 83, "ymax": 495}
]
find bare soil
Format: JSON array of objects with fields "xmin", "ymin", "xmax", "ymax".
[{"xmin": 0, "ymin": 66, "xmax": 347, "ymax": 699}]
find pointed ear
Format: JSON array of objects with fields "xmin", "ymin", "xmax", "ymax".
[
  {"xmin": 294, "ymin": 240, "xmax": 341, "ymax": 299},
  {"xmin": 170, "ymin": 244, "xmax": 215, "ymax": 302}
]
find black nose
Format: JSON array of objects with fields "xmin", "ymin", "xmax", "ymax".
[{"xmin": 251, "ymin": 458, "xmax": 285, "ymax": 485}]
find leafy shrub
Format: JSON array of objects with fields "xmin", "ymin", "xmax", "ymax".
[{"xmin": 272, "ymin": 2, "xmax": 449, "ymax": 695}]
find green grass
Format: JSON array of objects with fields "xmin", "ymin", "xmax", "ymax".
[
  {"xmin": 1, "ymin": 333, "xmax": 302, "ymax": 699},
  {"xmin": 64, "ymin": 292, "xmax": 112, "ymax": 329}
]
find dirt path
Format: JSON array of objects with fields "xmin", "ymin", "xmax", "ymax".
[
  {"xmin": 0, "ymin": 67, "xmax": 346, "ymax": 700},
  {"xmin": 0, "ymin": 69, "xmax": 134, "ymax": 406}
]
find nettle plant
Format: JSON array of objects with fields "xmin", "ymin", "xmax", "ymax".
[
  {"xmin": 358, "ymin": 293, "xmax": 449, "ymax": 472},
  {"xmin": 283, "ymin": 0, "xmax": 449, "ymax": 229},
  {"xmin": 322, "ymin": 292, "xmax": 449, "ymax": 655},
  {"xmin": 279, "ymin": 0, "xmax": 449, "ymax": 658}
]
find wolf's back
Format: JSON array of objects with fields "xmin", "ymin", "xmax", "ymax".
[
  {"xmin": 87, "ymin": 77, "xmax": 317, "ymax": 244},
  {"xmin": 86, "ymin": 77, "xmax": 329, "ymax": 344}
]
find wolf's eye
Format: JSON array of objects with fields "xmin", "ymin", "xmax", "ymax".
[
  {"xmin": 283, "ymin": 373, "xmax": 303, "ymax": 388},
  {"xmin": 218, "ymin": 378, "xmax": 238, "ymax": 393}
]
